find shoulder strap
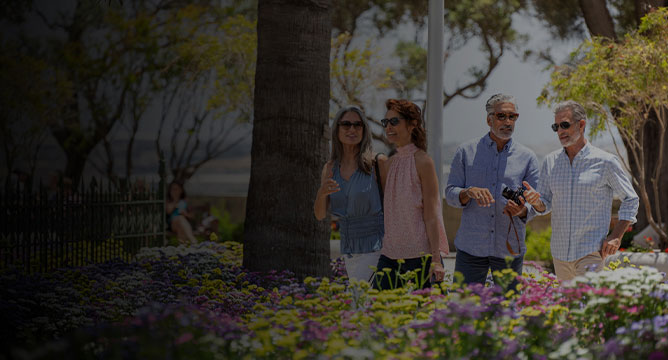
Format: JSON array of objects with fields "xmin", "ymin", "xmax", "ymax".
[
  {"xmin": 505, "ymin": 213, "xmax": 520, "ymax": 256},
  {"xmin": 374, "ymin": 153, "xmax": 384, "ymax": 211}
]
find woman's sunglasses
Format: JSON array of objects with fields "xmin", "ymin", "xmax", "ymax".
[
  {"xmin": 551, "ymin": 121, "xmax": 574, "ymax": 132},
  {"xmin": 339, "ymin": 121, "xmax": 364, "ymax": 130},
  {"xmin": 381, "ymin": 117, "xmax": 402, "ymax": 128}
]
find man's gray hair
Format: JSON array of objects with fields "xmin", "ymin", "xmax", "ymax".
[
  {"xmin": 554, "ymin": 100, "xmax": 587, "ymax": 123},
  {"xmin": 485, "ymin": 93, "xmax": 518, "ymax": 114}
]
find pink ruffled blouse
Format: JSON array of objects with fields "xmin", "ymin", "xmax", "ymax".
[{"xmin": 382, "ymin": 143, "xmax": 449, "ymax": 260}]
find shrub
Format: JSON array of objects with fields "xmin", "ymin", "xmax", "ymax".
[{"xmin": 525, "ymin": 227, "xmax": 553, "ymax": 271}]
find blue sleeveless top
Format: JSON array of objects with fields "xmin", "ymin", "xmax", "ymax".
[{"xmin": 330, "ymin": 162, "xmax": 384, "ymax": 254}]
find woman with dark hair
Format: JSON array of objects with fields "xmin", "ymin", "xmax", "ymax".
[
  {"xmin": 166, "ymin": 181, "xmax": 196, "ymax": 245},
  {"xmin": 314, "ymin": 106, "xmax": 384, "ymax": 282},
  {"xmin": 374, "ymin": 99, "xmax": 449, "ymax": 290}
]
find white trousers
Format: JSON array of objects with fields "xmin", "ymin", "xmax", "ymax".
[{"xmin": 344, "ymin": 251, "xmax": 382, "ymax": 282}]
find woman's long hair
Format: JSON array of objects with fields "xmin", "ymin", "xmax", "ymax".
[
  {"xmin": 330, "ymin": 106, "xmax": 373, "ymax": 174},
  {"xmin": 385, "ymin": 99, "xmax": 427, "ymax": 151},
  {"xmin": 167, "ymin": 181, "xmax": 186, "ymax": 202}
]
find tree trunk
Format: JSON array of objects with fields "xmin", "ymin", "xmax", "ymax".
[
  {"xmin": 578, "ymin": 0, "xmax": 617, "ymax": 39},
  {"xmin": 243, "ymin": 0, "xmax": 332, "ymax": 278},
  {"xmin": 623, "ymin": 112, "xmax": 668, "ymax": 245}
]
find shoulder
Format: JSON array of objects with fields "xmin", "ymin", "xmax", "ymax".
[
  {"xmin": 544, "ymin": 148, "xmax": 562, "ymax": 161},
  {"xmin": 321, "ymin": 160, "xmax": 334, "ymax": 175},
  {"xmin": 413, "ymin": 150, "xmax": 435, "ymax": 170},
  {"xmin": 541, "ymin": 149, "xmax": 563, "ymax": 169},
  {"xmin": 374, "ymin": 153, "xmax": 389, "ymax": 163},
  {"xmin": 589, "ymin": 146, "xmax": 623, "ymax": 171},
  {"xmin": 588, "ymin": 145, "xmax": 617, "ymax": 161},
  {"xmin": 510, "ymin": 141, "xmax": 536, "ymax": 157},
  {"xmin": 459, "ymin": 137, "xmax": 485, "ymax": 153}
]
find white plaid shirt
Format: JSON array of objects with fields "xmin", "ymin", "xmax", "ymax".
[{"xmin": 535, "ymin": 143, "xmax": 638, "ymax": 262}]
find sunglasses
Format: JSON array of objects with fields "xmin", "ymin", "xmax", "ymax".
[
  {"xmin": 381, "ymin": 117, "xmax": 402, "ymax": 128},
  {"xmin": 339, "ymin": 121, "xmax": 364, "ymax": 130},
  {"xmin": 490, "ymin": 112, "xmax": 519, "ymax": 121},
  {"xmin": 551, "ymin": 121, "xmax": 574, "ymax": 132}
]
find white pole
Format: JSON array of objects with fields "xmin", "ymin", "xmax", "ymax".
[{"xmin": 427, "ymin": 0, "xmax": 444, "ymax": 196}]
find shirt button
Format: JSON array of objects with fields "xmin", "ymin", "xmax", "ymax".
[
  {"xmin": 491, "ymin": 230, "xmax": 494, "ymax": 233},
  {"xmin": 491, "ymin": 215, "xmax": 494, "ymax": 217}
]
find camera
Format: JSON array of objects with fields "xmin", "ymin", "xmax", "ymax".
[{"xmin": 502, "ymin": 185, "xmax": 526, "ymax": 204}]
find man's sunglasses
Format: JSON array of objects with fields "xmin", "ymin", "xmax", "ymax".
[
  {"xmin": 339, "ymin": 121, "xmax": 364, "ymax": 130},
  {"xmin": 490, "ymin": 112, "xmax": 519, "ymax": 121},
  {"xmin": 381, "ymin": 117, "xmax": 402, "ymax": 128},
  {"xmin": 551, "ymin": 121, "xmax": 574, "ymax": 132}
]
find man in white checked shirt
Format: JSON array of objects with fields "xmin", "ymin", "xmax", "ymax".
[{"xmin": 521, "ymin": 101, "xmax": 639, "ymax": 281}]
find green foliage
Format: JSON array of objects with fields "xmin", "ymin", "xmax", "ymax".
[
  {"xmin": 330, "ymin": 32, "xmax": 393, "ymax": 109},
  {"xmin": 538, "ymin": 8, "xmax": 668, "ymax": 248},
  {"xmin": 620, "ymin": 229, "xmax": 637, "ymax": 249},
  {"xmin": 392, "ymin": 41, "xmax": 428, "ymax": 99},
  {"xmin": 525, "ymin": 226, "xmax": 553, "ymax": 266},
  {"xmin": 210, "ymin": 205, "xmax": 244, "ymax": 243}
]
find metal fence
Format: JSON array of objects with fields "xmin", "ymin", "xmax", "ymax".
[{"xmin": 0, "ymin": 177, "xmax": 165, "ymax": 273}]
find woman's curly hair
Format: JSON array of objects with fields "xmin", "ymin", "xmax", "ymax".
[{"xmin": 385, "ymin": 99, "xmax": 427, "ymax": 151}]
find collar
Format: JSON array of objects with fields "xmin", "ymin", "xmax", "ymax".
[
  {"xmin": 483, "ymin": 133, "xmax": 514, "ymax": 152},
  {"xmin": 396, "ymin": 142, "xmax": 418, "ymax": 156},
  {"xmin": 561, "ymin": 140, "xmax": 591, "ymax": 161}
]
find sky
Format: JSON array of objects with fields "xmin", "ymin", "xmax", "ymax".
[
  {"xmin": 2, "ymin": 3, "xmax": 629, "ymax": 197},
  {"xmin": 210, "ymin": 8, "xmax": 629, "ymax": 197}
]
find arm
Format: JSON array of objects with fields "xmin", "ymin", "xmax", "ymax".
[
  {"xmin": 602, "ymin": 156, "xmax": 639, "ymax": 257},
  {"xmin": 415, "ymin": 152, "xmax": 448, "ymax": 281},
  {"xmin": 504, "ymin": 153, "xmax": 541, "ymax": 221},
  {"xmin": 445, "ymin": 147, "xmax": 495, "ymax": 208},
  {"xmin": 444, "ymin": 147, "xmax": 468, "ymax": 208},
  {"xmin": 376, "ymin": 153, "xmax": 389, "ymax": 193},
  {"xmin": 607, "ymin": 156, "xmax": 639, "ymax": 224},
  {"xmin": 528, "ymin": 158, "xmax": 552, "ymax": 215},
  {"xmin": 166, "ymin": 200, "xmax": 177, "ymax": 214},
  {"xmin": 314, "ymin": 161, "xmax": 339, "ymax": 220}
]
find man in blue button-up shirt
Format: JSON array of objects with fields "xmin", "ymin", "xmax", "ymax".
[
  {"xmin": 445, "ymin": 94, "xmax": 540, "ymax": 289},
  {"xmin": 525, "ymin": 100, "xmax": 638, "ymax": 281}
]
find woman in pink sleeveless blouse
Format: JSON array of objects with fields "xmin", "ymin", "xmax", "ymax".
[{"xmin": 374, "ymin": 99, "xmax": 449, "ymax": 290}]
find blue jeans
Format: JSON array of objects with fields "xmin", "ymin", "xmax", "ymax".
[{"xmin": 454, "ymin": 250, "xmax": 523, "ymax": 291}]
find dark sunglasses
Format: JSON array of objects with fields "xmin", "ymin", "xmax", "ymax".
[
  {"xmin": 491, "ymin": 112, "xmax": 519, "ymax": 121},
  {"xmin": 381, "ymin": 117, "xmax": 402, "ymax": 128},
  {"xmin": 551, "ymin": 121, "xmax": 574, "ymax": 132},
  {"xmin": 339, "ymin": 121, "xmax": 364, "ymax": 130}
]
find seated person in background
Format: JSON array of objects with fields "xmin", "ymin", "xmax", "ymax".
[{"xmin": 166, "ymin": 181, "xmax": 197, "ymax": 245}]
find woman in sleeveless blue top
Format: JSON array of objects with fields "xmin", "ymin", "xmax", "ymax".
[{"xmin": 314, "ymin": 106, "xmax": 385, "ymax": 282}]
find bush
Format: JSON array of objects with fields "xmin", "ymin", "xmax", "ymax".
[
  {"xmin": 210, "ymin": 205, "xmax": 244, "ymax": 242},
  {"xmin": 525, "ymin": 227, "xmax": 553, "ymax": 271}
]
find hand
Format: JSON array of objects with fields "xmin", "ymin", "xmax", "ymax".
[
  {"xmin": 601, "ymin": 237, "xmax": 621, "ymax": 258},
  {"xmin": 521, "ymin": 181, "xmax": 542, "ymax": 208},
  {"xmin": 429, "ymin": 262, "xmax": 446, "ymax": 282},
  {"xmin": 503, "ymin": 196, "xmax": 526, "ymax": 217},
  {"xmin": 466, "ymin": 187, "xmax": 495, "ymax": 207},
  {"xmin": 319, "ymin": 164, "xmax": 340, "ymax": 195}
]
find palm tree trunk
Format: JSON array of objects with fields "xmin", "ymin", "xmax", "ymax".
[{"xmin": 243, "ymin": 0, "xmax": 332, "ymax": 278}]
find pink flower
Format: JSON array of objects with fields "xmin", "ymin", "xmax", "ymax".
[{"xmin": 175, "ymin": 332, "xmax": 194, "ymax": 345}]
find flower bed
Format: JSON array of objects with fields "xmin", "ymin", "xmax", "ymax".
[{"xmin": 1, "ymin": 242, "xmax": 667, "ymax": 359}]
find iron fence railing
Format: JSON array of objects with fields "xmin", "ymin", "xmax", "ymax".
[{"xmin": 0, "ymin": 177, "xmax": 165, "ymax": 273}]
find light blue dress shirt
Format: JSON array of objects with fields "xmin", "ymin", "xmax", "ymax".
[
  {"xmin": 534, "ymin": 142, "xmax": 638, "ymax": 262},
  {"xmin": 445, "ymin": 134, "xmax": 540, "ymax": 258}
]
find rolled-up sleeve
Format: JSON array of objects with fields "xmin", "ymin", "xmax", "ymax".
[
  {"xmin": 606, "ymin": 156, "xmax": 638, "ymax": 223},
  {"xmin": 445, "ymin": 147, "xmax": 468, "ymax": 209},
  {"xmin": 520, "ymin": 153, "xmax": 541, "ymax": 223},
  {"xmin": 533, "ymin": 157, "xmax": 553, "ymax": 216}
]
